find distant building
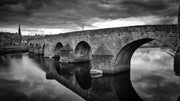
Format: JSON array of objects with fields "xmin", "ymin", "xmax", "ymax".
[
  {"xmin": 21, "ymin": 35, "xmax": 29, "ymax": 46},
  {"xmin": 0, "ymin": 25, "xmax": 22, "ymax": 47},
  {"xmin": 0, "ymin": 32, "xmax": 12, "ymax": 46}
]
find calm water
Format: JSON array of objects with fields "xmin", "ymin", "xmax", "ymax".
[{"xmin": 0, "ymin": 48, "xmax": 180, "ymax": 101}]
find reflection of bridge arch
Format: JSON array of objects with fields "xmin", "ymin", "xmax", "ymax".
[
  {"xmin": 54, "ymin": 42, "xmax": 63, "ymax": 57},
  {"xmin": 75, "ymin": 41, "xmax": 91, "ymax": 60},
  {"xmin": 114, "ymin": 71, "xmax": 143, "ymax": 101},
  {"xmin": 115, "ymin": 38, "xmax": 153, "ymax": 72},
  {"xmin": 74, "ymin": 62, "xmax": 92, "ymax": 90},
  {"xmin": 46, "ymin": 65, "xmax": 143, "ymax": 101}
]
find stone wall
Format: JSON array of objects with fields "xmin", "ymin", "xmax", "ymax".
[
  {"xmin": 29, "ymin": 24, "xmax": 178, "ymax": 57},
  {"xmin": 28, "ymin": 24, "xmax": 179, "ymax": 73}
]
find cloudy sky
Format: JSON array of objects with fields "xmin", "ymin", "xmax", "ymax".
[{"xmin": 0, "ymin": 0, "xmax": 179, "ymax": 35}]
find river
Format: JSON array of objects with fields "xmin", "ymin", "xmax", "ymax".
[{"xmin": 0, "ymin": 48, "xmax": 180, "ymax": 101}]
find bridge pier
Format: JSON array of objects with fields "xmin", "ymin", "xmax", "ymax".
[
  {"xmin": 28, "ymin": 44, "xmax": 35, "ymax": 53},
  {"xmin": 28, "ymin": 47, "xmax": 34, "ymax": 53},
  {"xmin": 38, "ymin": 48, "xmax": 44, "ymax": 55},
  {"xmin": 34, "ymin": 48, "xmax": 39, "ymax": 55},
  {"xmin": 38, "ymin": 44, "xmax": 45, "ymax": 55},
  {"xmin": 43, "ymin": 44, "xmax": 54, "ymax": 58},
  {"xmin": 91, "ymin": 43, "xmax": 114, "ymax": 74},
  {"xmin": 59, "ymin": 44, "xmax": 74, "ymax": 63}
]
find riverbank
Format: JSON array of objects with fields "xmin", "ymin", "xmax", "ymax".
[{"xmin": 0, "ymin": 46, "xmax": 28, "ymax": 55}]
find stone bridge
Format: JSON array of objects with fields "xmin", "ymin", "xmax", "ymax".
[{"xmin": 28, "ymin": 24, "xmax": 179, "ymax": 73}]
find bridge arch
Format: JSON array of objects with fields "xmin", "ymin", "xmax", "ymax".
[
  {"xmin": 115, "ymin": 38, "xmax": 154, "ymax": 72},
  {"xmin": 54, "ymin": 42, "xmax": 63, "ymax": 57},
  {"xmin": 28, "ymin": 43, "xmax": 35, "ymax": 53},
  {"xmin": 74, "ymin": 61, "xmax": 92, "ymax": 90},
  {"xmin": 36, "ymin": 43, "xmax": 40, "ymax": 48},
  {"xmin": 29, "ymin": 43, "xmax": 34, "ymax": 47},
  {"xmin": 29, "ymin": 43, "xmax": 33, "ymax": 46},
  {"xmin": 74, "ymin": 41, "xmax": 91, "ymax": 60},
  {"xmin": 35, "ymin": 43, "xmax": 39, "ymax": 47}
]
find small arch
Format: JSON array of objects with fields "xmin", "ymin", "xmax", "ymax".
[
  {"xmin": 74, "ymin": 41, "xmax": 91, "ymax": 61},
  {"xmin": 54, "ymin": 42, "xmax": 63, "ymax": 57},
  {"xmin": 29, "ymin": 43, "xmax": 34, "ymax": 48},
  {"xmin": 115, "ymin": 38, "xmax": 154, "ymax": 72}
]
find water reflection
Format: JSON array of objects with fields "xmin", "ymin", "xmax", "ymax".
[
  {"xmin": 0, "ymin": 48, "xmax": 180, "ymax": 101},
  {"xmin": 114, "ymin": 71, "xmax": 143, "ymax": 101},
  {"xmin": 131, "ymin": 48, "xmax": 180, "ymax": 101},
  {"xmin": 174, "ymin": 48, "xmax": 180, "ymax": 76},
  {"xmin": 47, "ymin": 60, "xmax": 142, "ymax": 101},
  {"xmin": 0, "ymin": 53, "xmax": 84, "ymax": 101},
  {"xmin": 178, "ymin": 96, "xmax": 180, "ymax": 101},
  {"xmin": 0, "ymin": 53, "xmax": 24, "ymax": 72},
  {"xmin": 74, "ymin": 62, "xmax": 92, "ymax": 90},
  {"xmin": 0, "ymin": 55, "xmax": 10, "ymax": 68}
]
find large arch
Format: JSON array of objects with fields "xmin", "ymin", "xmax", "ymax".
[
  {"xmin": 54, "ymin": 42, "xmax": 63, "ymax": 57},
  {"xmin": 74, "ymin": 41, "xmax": 91, "ymax": 61},
  {"xmin": 114, "ymin": 38, "xmax": 154, "ymax": 72}
]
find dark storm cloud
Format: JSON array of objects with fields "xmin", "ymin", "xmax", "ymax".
[
  {"xmin": 85, "ymin": 0, "xmax": 178, "ymax": 18},
  {"xmin": 120, "ymin": 0, "xmax": 178, "ymax": 20},
  {"xmin": 0, "ymin": 0, "xmax": 51, "ymax": 22},
  {"xmin": 0, "ymin": 0, "xmax": 179, "ymax": 29}
]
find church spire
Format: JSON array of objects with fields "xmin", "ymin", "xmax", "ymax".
[{"xmin": 18, "ymin": 24, "xmax": 21, "ymax": 35}]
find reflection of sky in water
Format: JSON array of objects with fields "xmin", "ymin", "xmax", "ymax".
[
  {"xmin": 0, "ymin": 54, "xmax": 84, "ymax": 101},
  {"xmin": 0, "ymin": 48, "xmax": 180, "ymax": 101},
  {"xmin": 131, "ymin": 48, "xmax": 180, "ymax": 101}
]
